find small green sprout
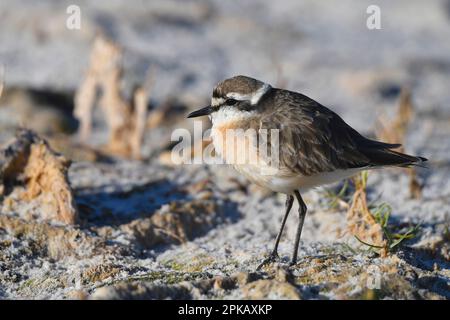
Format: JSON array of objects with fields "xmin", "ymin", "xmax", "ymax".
[
  {"xmin": 355, "ymin": 201, "xmax": 422, "ymax": 253},
  {"xmin": 323, "ymin": 179, "xmax": 350, "ymax": 210}
]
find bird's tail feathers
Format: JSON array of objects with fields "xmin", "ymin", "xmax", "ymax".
[{"xmin": 363, "ymin": 146, "xmax": 428, "ymax": 168}]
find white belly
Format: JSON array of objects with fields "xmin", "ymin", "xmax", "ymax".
[
  {"xmin": 210, "ymin": 120, "xmax": 362, "ymax": 194},
  {"xmin": 234, "ymin": 164, "xmax": 362, "ymax": 194}
]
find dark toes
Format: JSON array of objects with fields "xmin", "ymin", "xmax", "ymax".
[{"xmin": 256, "ymin": 252, "xmax": 280, "ymax": 270}]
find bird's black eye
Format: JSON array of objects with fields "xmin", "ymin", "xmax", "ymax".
[{"xmin": 225, "ymin": 98, "xmax": 238, "ymax": 106}]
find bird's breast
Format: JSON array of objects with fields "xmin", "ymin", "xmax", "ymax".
[
  {"xmin": 211, "ymin": 121, "xmax": 287, "ymax": 190},
  {"xmin": 210, "ymin": 121, "xmax": 363, "ymax": 193},
  {"xmin": 210, "ymin": 121, "xmax": 261, "ymax": 166}
]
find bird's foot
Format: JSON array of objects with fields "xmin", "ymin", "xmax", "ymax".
[
  {"xmin": 256, "ymin": 252, "xmax": 280, "ymax": 271},
  {"xmin": 288, "ymin": 259, "xmax": 297, "ymax": 267}
]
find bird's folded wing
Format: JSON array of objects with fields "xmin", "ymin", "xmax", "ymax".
[{"xmin": 258, "ymin": 91, "xmax": 414, "ymax": 176}]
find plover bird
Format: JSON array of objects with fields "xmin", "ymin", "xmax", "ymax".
[{"xmin": 188, "ymin": 75, "xmax": 427, "ymax": 268}]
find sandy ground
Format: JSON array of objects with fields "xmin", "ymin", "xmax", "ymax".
[{"xmin": 0, "ymin": 0, "xmax": 449, "ymax": 299}]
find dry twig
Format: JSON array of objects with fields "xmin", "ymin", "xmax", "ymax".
[
  {"xmin": 346, "ymin": 172, "xmax": 388, "ymax": 257},
  {"xmin": 74, "ymin": 35, "xmax": 151, "ymax": 159},
  {"xmin": 376, "ymin": 88, "xmax": 423, "ymax": 198}
]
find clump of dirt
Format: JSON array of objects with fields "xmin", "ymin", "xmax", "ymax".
[
  {"xmin": 81, "ymin": 264, "xmax": 121, "ymax": 284},
  {"xmin": 0, "ymin": 129, "xmax": 78, "ymax": 224},
  {"xmin": 121, "ymin": 199, "xmax": 219, "ymax": 249},
  {"xmin": 0, "ymin": 215, "xmax": 101, "ymax": 260},
  {"xmin": 241, "ymin": 268, "xmax": 302, "ymax": 299}
]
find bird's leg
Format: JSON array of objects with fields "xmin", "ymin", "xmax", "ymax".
[
  {"xmin": 271, "ymin": 194, "xmax": 294, "ymax": 257},
  {"xmin": 257, "ymin": 194, "xmax": 294, "ymax": 270},
  {"xmin": 291, "ymin": 190, "xmax": 307, "ymax": 266}
]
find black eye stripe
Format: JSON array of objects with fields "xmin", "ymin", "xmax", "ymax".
[
  {"xmin": 225, "ymin": 98, "xmax": 238, "ymax": 105},
  {"xmin": 238, "ymin": 103, "xmax": 254, "ymax": 112}
]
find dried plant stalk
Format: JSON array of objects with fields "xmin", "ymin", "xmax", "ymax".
[
  {"xmin": 74, "ymin": 70, "xmax": 97, "ymax": 141},
  {"xmin": 408, "ymin": 168, "xmax": 422, "ymax": 199},
  {"xmin": 74, "ymin": 36, "xmax": 123, "ymax": 143},
  {"xmin": 147, "ymin": 108, "xmax": 165, "ymax": 129},
  {"xmin": 376, "ymin": 88, "xmax": 413, "ymax": 148},
  {"xmin": 376, "ymin": 88, "xmax": 422, "ymax": 198},
  {"xmin": 74, "ymin": 35, "xmax": 150, "ymax": 159},
  {"xmin": 130, "ymin": 87, "xmax": 149, "ymax": 160},
  {"xmin": 0, "ymin": 129, "xmax": 78, "ymax": 225},
  {"xmin": 0, "ymin": 65, "xmax": 4, "ymax": 99},
  {"xmin": 346, "ymin": 172, "xmax": 388, "ymax": 257},
  {"xmin": 159, "ymin": 138, "xmax": 213, "ymax": 166}
]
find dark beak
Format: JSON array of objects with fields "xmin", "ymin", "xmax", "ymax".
[{"xmin": 187, "ymin": 106, "xmax": 213, "ymax": 118}]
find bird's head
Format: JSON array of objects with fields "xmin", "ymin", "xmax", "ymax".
[{"xmin": 187, "ymin": 75, "xmax": 272, "ymax": 124}]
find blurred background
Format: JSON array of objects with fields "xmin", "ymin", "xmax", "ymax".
[
  {"xmin": 1, "ymin": 1, "xmax": 449, "ymax": 148},
  {"xmin": 0, "ymin": 0, "xmax": 449, "ymax": 299}
]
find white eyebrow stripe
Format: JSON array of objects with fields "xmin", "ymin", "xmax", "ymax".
[
  {"xmin": 211, "ymin": 97, "xmax": 225, "ymax": 107},
  {"xmin": 226, "ymin": 92, "xmax": 252, "ymax": 101},
  {"xmin": 251, "ymin": 83, "xmax": 271, "ymax": 105},
  {"xmin": 225, "ymin": 83, "xmax": 272, "ymax": 105}
]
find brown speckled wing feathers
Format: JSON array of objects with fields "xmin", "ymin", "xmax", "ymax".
[{"xmin": 258, "ymin": 89, "xmax": 424, "ymax": 176}]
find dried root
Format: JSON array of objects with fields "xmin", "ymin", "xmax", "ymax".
[
  {"xmin": 346, "ymin": 171, "xmax": 420, "ymax": 256},
  {"xmin": 376, "ymin": 88, "xmax": 413, "ymax": 144},
  {"xmin": 408, "ymin": 168, "xmax": 422, "ymax": 200},
  {"xmin": 74, "ymin": 35, "xmax": 151, "ymax": 159},
  {"xmin": 346, "ymin": 172, "xmax": 388, "ymax": 257},
  {"xmin": 0, "ymin": 129, "xmax": 78, "ymax": 224},
  {"xmin": 0, "ymin": 65, "xmax": 4, "ymax": 99},
  {"xmin": 159, "ymin": 137, "xmax": 213, "ymax": 167},
  {"xmin": 376, "ymin": 88, "xmax": 423, "ymax": 198}
]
